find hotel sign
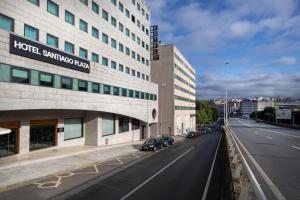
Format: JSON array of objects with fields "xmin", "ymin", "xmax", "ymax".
[
  {"xmin": 150, "ymin": 25, "xmax": 159, "ymax": 60},
  {"xmin": 9, "ymin": 34, "xmax": 90, "ymax": 73}
]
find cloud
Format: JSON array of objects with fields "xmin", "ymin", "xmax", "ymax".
[
  {"xmin": 272, "ymin": 56, "xmax": 297, "ymax": 66},
  {"xmin": 196, "ymin": 71, "xmax": 300, "ymax": 99}
]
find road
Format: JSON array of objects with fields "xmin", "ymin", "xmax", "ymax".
[
  {"xmin": 1, "ymin": 130, "xmax": 223, "ymax": 200},
  {"xmin": 229, "ymin": 118, "xmax": 300, "ymax": 200}
]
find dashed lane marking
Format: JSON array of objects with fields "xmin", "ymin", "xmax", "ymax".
[
  {"xmin": 291, "ymin": 146, "xmax": 300, "ymax": 150},
  {"xmin": 266, "ymin": 136, "xmax": 272, "ymax": 140}
]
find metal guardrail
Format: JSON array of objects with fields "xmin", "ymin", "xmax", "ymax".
[{"xmin": 225, "ymin": 126, "xmax": 267, "ymax": 200}]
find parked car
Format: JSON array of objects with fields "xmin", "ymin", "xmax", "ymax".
[
  {"xmin": 162, "ymin": 136, "xmax": 174, "ymax": 147},
  {"xmin": 187, "ymin": 131, "xmax": 196, "ymax": 138},
  {"xmin": 256, "ymin": 119, "xmax": 262, "ymax": 123},
  {"xmin": 141, "ymin": 138, "xmax": 162, "ymax": 151}
]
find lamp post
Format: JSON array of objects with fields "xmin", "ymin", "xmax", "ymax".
[{"xmin": 225, "ymin": 62, "xmax": 229, "ymax": 127}]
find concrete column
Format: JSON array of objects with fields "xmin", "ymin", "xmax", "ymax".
[
  {"xmin": 115, "ymin": 115, "xmax": 119, "ymax": 135},
  {"xmin": 57, "ymin": 117, "xmax": 64, "ymax": 146},
  {"xmin": 19, "ymin": 119, "xmax": 30, "ymax": 154},
  {"xmin": 84, "ymin": 112, "xmax": 100, "ymax": 146}
]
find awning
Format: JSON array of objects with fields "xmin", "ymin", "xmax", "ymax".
[{"xmin": 0, "ymin": 127, "xmax": 11, "ymax": 135}]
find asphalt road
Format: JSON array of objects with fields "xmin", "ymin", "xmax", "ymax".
[
  {"xmin": 229, "ymin": 118, "xmax": 300, "ymax": 200},
  {"xmin": 52, "ymin": 132, "xmax": 222, "ymax": 200}
]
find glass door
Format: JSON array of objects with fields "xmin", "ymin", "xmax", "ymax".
[
  {"xmin": 0, "ymin": 128, "xmax": 18, "ymax": 157},
  {"xmin": 30, "ymin": 125, "xmax": 55, "ymax": 151}
]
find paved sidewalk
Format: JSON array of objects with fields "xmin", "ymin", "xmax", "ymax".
[{"xmin": 0, "ymin": 136, "xmax": 186, "ymax": 191}]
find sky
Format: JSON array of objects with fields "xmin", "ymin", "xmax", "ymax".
[{"xmin": 147, "ymin": 0, "xmax": 300, "ymax": 100}]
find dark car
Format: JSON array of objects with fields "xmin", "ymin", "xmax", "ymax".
[
  {"xmin": 162, "ymin": 136, "xmax": 174, "ymax": 147},
  {"xmin": 141, "ymin": 138, "xmax": 162, "ymax": 151},
  {"xmin": 187, "ymin": 131, "xmax": 196, "ymax": 138}
]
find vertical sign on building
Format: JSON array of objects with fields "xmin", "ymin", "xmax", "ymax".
[{"xmin": 150, "ymin": 25, "xmax": 159, "ymax": 60}]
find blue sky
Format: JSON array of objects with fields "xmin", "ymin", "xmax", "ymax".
[{"xmin": 147, "ymin": 0, "xmax": 300, "ymax": 99}]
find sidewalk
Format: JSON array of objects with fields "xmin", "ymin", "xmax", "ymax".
[{"xmin": 0, "ymin": 136, "xmax": 186, "ymax": 191}]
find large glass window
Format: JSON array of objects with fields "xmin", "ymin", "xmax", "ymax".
[
  {"xmin": 92, "ymin": 82, "xmax": 100, "ymax": 93},
  {"xmin": 92, "ymin": 1, "xmax": 99, "ymax": 14},
  {"xmin": 78, "ymin": 80, "xmax": 88, "ymax": 91},
  {"xmin": 11, "ymin": 67, "xmax": 30, "ymax": 84},
  {"xmin": 92, "ymin": 53, "xmax": 99, "ymax": 63},
  {"xmin": 102, "ymin": 57, "xmax": 108, "ymax": 66},
  {"xmin": 47, "ymin": 0, "xmax": 59, "ymax": 16},
  {"xmin": 102, "ymin": 113, "xmax": 115, "ymax": 136},
  {"xmin": 24, "ymin": 24, "xmax": 39, "ymax": 41},
  {"xmin": 47, "ymin": 34, "xmax": 58, "ymax": 48},
  {"xmin": 61, "ymin": 76, "xmax": 72, "ymax": 89},
  {"xmin": 39, "ymin": 72, "xmax": 54, "ymax": 87},
  {"xmin": 102, "ymin": 9, "xmax": 108, "ymax": 21},
  {"xmin": 65, "ymin": 10, "xmax": 74, "ymax": 25},
  {"xmin": 92, "ymin": 26, "xmax": 99, "ymax": 38},
  {"xmin": 0, "ymin": 14, "xmax": 14, "ymax": 32},
  {"xmin": 30, "ymin": 124, "xmax": 55, "ymax": 151},
  {"xmin": 119, "ymin": 116, "xmax": 129, "ymax": 133},
  {"xmin": 103, "ymin": 84, "xmax": 111, "ymax": 94},
  {"xmin": 113, "ymin": 87, "xmax": 119, "ymax": 95},
  {"xmin": 0, "ymin": 128, "xmax": 18, "ymax": 157},
  {"xmin": 64, "ymin": 118, "xmax": 83, "ymax": 140},
  {"xmin": 132, "ymin": 118, "xmax": 140, "ymax": 130},
  {"xmin": 102, "ymin": 33, "xmax": 108, "ymax": 44},
  {"xmin": 79, "ymin": 47, "xmax": 88, "ymax": 59},
  {"xmin": 79, "ymin": 19, "xmax": 88, "ymax": 32},
  {"xmin": 65, "ymin": 41, "xmax": 74, "ymax": 54}
]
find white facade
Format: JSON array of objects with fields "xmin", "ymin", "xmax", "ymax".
[
  {"xmin": 151, "ymin": 45, "xmax": 196, "ymax": 136},
  {"xmin": 0, "ymin": 0, "xmax": 158, "ymax": 157}
]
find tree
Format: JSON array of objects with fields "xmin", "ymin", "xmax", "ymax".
[{"xmin": 196, "ymin": 100, "xmax": 219, "ymax": 126}]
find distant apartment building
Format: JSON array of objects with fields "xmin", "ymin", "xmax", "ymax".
[
  {"xmin": 240, "ymin": 99, "xmax": 254, "ymax": 118},
  {"xmin": 254, "ymin": 99, "xmax": 275, "ymax": 111},
  {"xmin": 151, "ymin": 44, "xmax": 196, "ymax": 136}
]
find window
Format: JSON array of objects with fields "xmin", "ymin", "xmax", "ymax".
[
  {"xmin": 131, "ymin": 33, "xmax": 136, "ymax": 41},
  {"xmin": 113, "ymin": 87, "xmax": 119, "ymax": 95},
  {"xmin": 64, "ymin": 118, "xmax": 83, "ymax": 140},
  {"xmin": 111, "ymin": 38, "xmax": 117, "ymax": 48},
  {"xmin": 79, "ymin": 47, "xmax": 88, "ymax": 59},
  {"xmin": 121, "ymin": 88, "xmax": 127, "ymax": 96},
  {"xmin": 137, "ymin": 20, "xmax": 140, "ymax": 28},
  {"xmin": 142, "ymin": 25, "xmax": 145, "ymax": 32},
  {"xmin": 92, "ymin": 83, "xmax": 100, "ymax": 93},
  {"xmin": 146, "ymin": 60, "xmax": 149, "ymax": 66},
  {"xmin": 125, "ymin": 9, "xmax": 130, "ymax": 18},
  {"xmin": 64, "ymin": 41, "xmax": 74, "ymax": 54},
  {"xmin": 111, "ymin": 60, "xmax": 117, "ymax": 69},
  {"xmin": 132, "ymin": 118, "xmax": 140, "ymax": 130},
  {"xmin": 146, "ymin": 93, "xmax": 149, "ymax": 100},
  {"xmin": 150, "ymin": 94, "xmax": 153, "ymax": 100},
  {"xmin": 129, "ymin": 90, "xmax": 134, "ymax": 98},
  {"xmin": 103, "ymin": 84, "xmax": 111, "ymax": 94},
  {"xmin": 92, "ymin": 26, "xmax": 99, "ymax": 38},
  {"xmin": 146, "ymin": 13, "xmax": 149, "ymax": 20},
  {"xmin": 125, "ymin": 67, "xmax": 130, "ymax": 74},
  {"xmin": 118, "ymin": 2, "xmax": 124, "ymax": 12},
  {"xmin": 137, "ymin": 37, "xmax": 141, "ymax": 45},
  {"xmin": 125, "ymin": 28, "xmax": 130, "ymax": 37},
  {"xmin": 80, "ymin": 0, "xmax": 88, "ymax": 6},
  {"xmin": 142, "ymin": 8, "xmax": 145, "ymax": 16},
  {"xmin": 102, "ymin": 113, "xmax": 115, "ymax": 136},
  {"xmin": 131, "ymin": 69, "xmax": 136, "ymax": 76},
  {"xmin": 102, "ymin": 9, "xmax": 108, "ymax": 21},
  {"xmin": 24, "ymin": 24, "xmax": 39, "ymax": 41},
  {"xmin": 119, "ymin": 43, "xmax": 124, "ymax": 52},
  {"xmin": 0, "ymin": 14, "xmax": 14, "ymax": 32},
  {"xmin": 92, "ymin": 53, "xmax": 99, "ymax": 63},
  {"xmin": 11, "ymin": 67, "xmax": 29, "ymax": 84},
  {"xmin": 79, "ymin": 19, "xmax": 88, "ymax": 32},
  {"xmin": 61, "ymin": 76, "xmax": 73, "ymax": 89},
  {"xmin": 47, "ymin": 0, "xmax": 59, "ymax": 16},
  {"xmin": 102, "ymin": 33, "xmax": 108, "ymax": 44},
  {"xmin": 142, "ymin": 57, "xmax": 145, "ymax": 64},
  {"xmin": 119, "ymin": 64, "xmax": 124, "ymax": 72},
  {"xmin": 146, "ymin": 75, "xmax": 149, "ymax": 81},
  {"xmin": 131, "ymin": 15, "xmax": 135, "ymax": 23},
  {"xmin": 47, "ymin": 34, "xmax": 58, "ymax": 48},
  {"xmin": 119, "ymin": 22, "xmax": 124, "ymax": 32},
  {"xmin": 146, "ymin": 28, "xmax": 149, "ymax": 36},
  {"xmin": 28, "ymin": 0, "xmax": 39, "ymax": 6},
  {"xmin": 142, "ymin": 73, "xmax": 145, "ymax": 80},
  {"xmin": 125, "ymin": 47, "xmax": 130, "ymax": 56},
  {"xmin": 146, "ymin": 44, "xmax": 149, "ymax": 51},
  {"xmin": 65, "ymin": 10, "xmax": 75, "ymax": 25},
  {"xmin": 119, "ymin": 116, "xmax": 129, "ymax": 133},
  {"xmin": 39, "ymin": 72, "xmax": 54, "ymax": 87},
  {"xmin": 78, "ymin": 80, "xmax": 88, "ymax": 91},
  {"xmin": 132, "ymin": 0, "xmax": 135, "ymax": 5},
  {"xmin": 111, "ymin": 16, "xmax": 116, "ymax": 27},
  {"xmin": 92, "ymin": 1, "xmax": 99, "ymax": 14},
  {"xmin": 111, "ymin": 0, "xmax": 116, "ymax": 6},
  {"xmin": 137, "ymin": 3, "xmax": 140, "ymax": 11},
  {"xmin": 137, "ymin": 54, "xmax": 140, "ymax": 61},
  {"xmin": 154, "ymin": 95, "xmax": 157, "ymax": 101},
  {"xmin": 102, "ymin": 57, "xmax": 108, "ymax": 66},
  {"xmin": 131, "ymin": 51, "xmax": 135, "ymax": 59},
  {"xmin": 137, "ymin": 71, "xmax": 140, "ymax": 78},
  {"xmin": 141, "ymin": 92, "xmax": 145, "ymax": 99},
  {"xmin": 142, "ymin": 41, "xmax": 145, "ymax": 48},
  {"xmin": 135, "ymin": 91, "xmax": 140, "ymax": 98}
]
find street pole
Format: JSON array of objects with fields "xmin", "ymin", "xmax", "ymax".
[{"xmin": 225, "ymin": 62, "xmax": 229, "ymax": 127}]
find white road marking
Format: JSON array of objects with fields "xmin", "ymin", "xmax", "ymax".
[
  {"xmin": 201, "ymin": 134, "xmax": 222, "ymax": 200},
  {"xmin": 229, "ymin": 127, "xmax": 286, "ymax": 200},
  {"xmin": 266, "ymin": 136, "xmax": 272, "ymax": 140},
  {"xmin": 120, "ymin": 147, "xmax": 195, "ymax": 200},
  {"xmin": 291, "ymin": 146, "xmax": 300, "ymax": 150}
]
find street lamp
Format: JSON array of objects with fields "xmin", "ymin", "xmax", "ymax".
[{"xmin": 225, "ymin": 62, "xmax": 229, "ymax": 127}]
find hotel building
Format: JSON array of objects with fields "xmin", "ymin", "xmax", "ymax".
[
  {"xmin": 151, "ymin": 44, "xmax": 196, "ymax": 136},
  {"xmin": 0, "ymin": 0, "xmax": 158, "ymax": 158}
]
